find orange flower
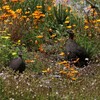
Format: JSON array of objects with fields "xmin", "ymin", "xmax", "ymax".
[
  {"xmin": 19, "ymin": 0, "xmax": 25, "ymax": 2},
  {"xmin": 84, "ymin": 20, "xmax": 88, "ymax": 24},
  {"xmin": 36, "ymin": 35, "xmax": 43, "ymax": 39},
  {"xmin": 69, "ymin": 67, "xmax": 75, "ymax": 71},
  {"xmin": 11, "ymin": 0, "xmax": 18, "ymax": 2},
  {"xmin": 64, "ymin": 63, "xmax": 70, "ymax": 68},
  {"xmin": 58, "ymin": 60, "xmax": 68, "ymax": 65},
  {"xmin": 47, "ymin": 6, "xmax": 51, "ymax": 11},
  {"xmin": 59, "ymin": 70, "xmax": 67, "ymax": 74},
  {"xmin": 39, "ymin": 44, "xmax": 44, "ymax": 52},
  {"xmin": 67, "ymin": 72, "xmax": 74, "ymax": 77},
  {"xmin": 0, "ymin": 14, "xmax": 9, "ymax": 20},
  {"xmin": 32, "ymin": 10, "xmax": 45, "ymax": 19},
  {"xmin": 25, "ymin": 60, "xmax": 34, "ymax": 63},
  {"xmin": 71, "ymin": 77, "xmax": 77, "ymax": 81},
  {"xmin": 0, "ymin": 8, "xmax": 2, "ymax": 11}
]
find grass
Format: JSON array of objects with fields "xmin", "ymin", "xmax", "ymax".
[{"xmin": 0, "ymin": 63, "xmax": 100, "ymax": 100}]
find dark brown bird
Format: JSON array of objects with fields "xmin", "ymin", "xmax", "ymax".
[
  {"xmin": 9, "ymin": 52, "xmax": 26, "ymax": 73},
  {"xmin": 65, "ymin": 30, "xmax": 89, "ymax": 67}
]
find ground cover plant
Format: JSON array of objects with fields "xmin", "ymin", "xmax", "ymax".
[{"xmin": 0, "ymin": 0, "xmax": 100, "ymax": 99}]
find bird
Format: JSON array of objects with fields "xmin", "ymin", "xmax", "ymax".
[
  {"xmin": 64, "ymin": 30, "xmax": 89, "ymax": 67},
  {"xmin": 9, "ymin": 51, "xmax": 26, "ymax": 73}
]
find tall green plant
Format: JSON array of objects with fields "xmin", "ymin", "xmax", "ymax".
[
  {"xmin": 53, "ymin": 4, "xmax": 70, "ymax": 24},
  {"xmin": 76, "ymin": 34, "xmax": 99, "ymax": 58}
]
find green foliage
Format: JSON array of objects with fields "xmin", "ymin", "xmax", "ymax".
[
  {"xmin": 53, "ymin": 4, "xmax": 70, "ymax": 24},
  {"xmin": 0, "ymin": 66, "xmax": 100, "ymax": 100},
  {"xmin": 76, "ymin": 34, "xmax": 99, "ymax": 57},
  {"xmin": 0, "ymin": 35, "xmax": 14, "ymax": 66},
  {"xmin": 0, "ymin": 34, "xmax": 27, "ymax": 66}
]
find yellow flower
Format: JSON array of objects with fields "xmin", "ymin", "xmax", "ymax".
[
  {"xmin": 15, "ymin": 9, "xmax": 22, "ymax": 14},
  {"xmin": 59, "ymin": 52, "xmax": 65, "ymax": 56},
  {"xmin": 9, "ymin": 22, "xmax": 13, "ymax": 25},
  {"xmin": 55, "ymin": 40, "xmax": 58, "ymax": 43},
  {"xmin": 96, "ymin": 19, "xmax": 100, "ymax": 22},
  {"xmin": 16, "ymin": 40, "xmax": 21, "ymax": 45},
  {"xmin": 36, "ymin": 6, "xmax": 42, "ymax": 9},
  {"xmin": 59, "ymin": 70, "xmax": 67, "ymax": 74},
  {"xmin": 0, "ymin": 8, "xmax": 2, "ymax": 11},
  {"xmin": 65, "ymin": 21, "xmax": 70, "ymax": 24},
  {"xmin": 90, "ymin": 9, "xmax": 94, "ymax": 12},
  {"xmin": 2, "ymin": 5, "xmax": 10, "ymax": 10},
  {"xmin": 67, "ymin": 72, "xmax": 75, "ymax": 77},
  {"xmin": 94, "ymin": 12, "xmax": 97, "ymax": 16},
  {"xmin": 25, "ymin": 60, "xmax": 34, "ymax": 63},
  {"xmin": 42, "ymin": 68, "xmax": 52, "ymax": 73},
  {"xmin": 84, "ymin": 20, "xmax": 88, "ymax": 24},
  {"xmin": 12, "ymin": 52, "xmax": 17, "ymax": 56},
  {"xmin": 57, "ymin": 38, "xmax": 63, "ymax": 41},
  {"xmin": 71, "ymin": 70, "xmax": 78, "ymax": 74},
  {"xmin": 84, "ymin": 25, "xmax": 89, "ymax": 29},
  {"xmin": 7, "ymin": 34, "xmax": 11, "ymax": 36},
  {"xmin": 17, "ymin": 40, "xmax": 21, "ymax": 43},
  {"xmin": 50, "ymin": 34, "xmax": 56, "ymax": 38},
  {"xmin": 67, "ymin": 26, "xmax": 72, "ymax": 29},
  {"xmin": 8, "ymin": 9, "xmax": 15, "ymax": 14},
  {"xmin": 66, "ymin": 16, "xmax": 69, "ymax": 20},
  {"xmin": 73, "ymin": 24, "xmax": 76, "ymax": 27},
  {"xmin": 66, "ymin": 9, "xmax": 68, "ymax": 12},
  {"xmin": 25, "ymin": 11, "xmax": 30, "ymax": 14},
  {"xmin": 21, "ymin": 16, "xmax": 27, "ymax": 19},
  {"xmin": 1, "ymin": 36, "xmax": 10, "ymax": 39},
  {"xmin": 36, "ymin": 35, "xmax": 43, "ymax": 39},
  {"xmin": 58, "ymin": 60, "xmax": 68, "ymax": 65},
  {"xmin": 71, "ymin": 77, "xmax": 77, "ymax": 81}
]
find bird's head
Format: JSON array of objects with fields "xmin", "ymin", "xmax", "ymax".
[
  {"xmin": 18, "ymin": 51, "xmax": 23, "ymax": 58},
  {"xmin": 67, "ymin": 30, "xmax": 74, "ymax": 39}
]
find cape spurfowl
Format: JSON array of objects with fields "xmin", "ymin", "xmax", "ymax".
[
  {"xmin": 9, "ymin": 52, "xmax": 26, "ymax": 73},
  {"xmin": 65, "ymin": 30, "xmax": 89, "ymax": 67}
]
